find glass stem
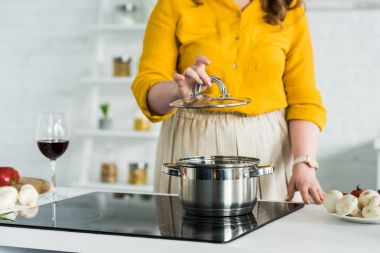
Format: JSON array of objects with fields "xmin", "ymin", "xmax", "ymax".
[{"xmin": 50, "ymin": 160, "xmax": 56, "ymax": 198}]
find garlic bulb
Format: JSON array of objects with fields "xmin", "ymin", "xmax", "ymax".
[
  {"xmin": 18, "ymin": 184, "xmax": 39, "ymax": 207},
  {"xmin": 0, "ymin": 186, "xmax": 18, "ymax": 210}
]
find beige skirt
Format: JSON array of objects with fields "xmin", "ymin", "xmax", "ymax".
[{"xmin": 154, "ymin": 109, "xmax": 293, "ymax": 201}]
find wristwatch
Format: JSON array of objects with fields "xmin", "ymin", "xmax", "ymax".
[{"xmin": 293, "ymin": 155, "xmax": 319, "ymax": 170}]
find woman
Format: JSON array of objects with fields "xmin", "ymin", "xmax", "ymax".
[{"xmin": 132, "ymin": 0, "xmax": 327, "ymax": 204}]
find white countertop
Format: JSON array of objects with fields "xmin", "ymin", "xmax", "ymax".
[{"xmin": 0, "ymin": 187, "xmax": 377, "ymax": 253}]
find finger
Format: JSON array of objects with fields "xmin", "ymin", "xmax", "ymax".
[
  {"xmin": 286, "ymin": 178, "xmax": 296, "ymax": 201},
  {"xmin": 300, "ymin": 185, "xmax": 310, "ymax": 204},
  {"xmin": 310, "ymin": 187, "xmax": 322, "ymax": 204},
  {"xmin": 192, "ymin": 66, "xmax": 212, "ymax": 87},
  {"xmin": 195, "ymin": 55, "xmax": 211, "ymax": 65},
  {"xmin": 183, "ymin": 67, "xmax": 203, "ymax": 84},
  {"xmin": 173, "ymin": 73, "xmax": 186, "ymax": 88},
  {"xmin": 317, "ymin": 188, "xmax": 325, "ymax": 201},
  {"xmin": 173, "ymin": 73, "xmax": 185, "ymax": 82}
]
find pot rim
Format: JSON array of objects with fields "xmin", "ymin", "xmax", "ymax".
[{"xmin": 176, "ymin": 155, "xmax": 261, "ymax": 169}]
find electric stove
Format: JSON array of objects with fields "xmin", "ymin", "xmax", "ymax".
[{"xmin": 0, "ymin": 192, "xmax": 303, "ymax": 243}]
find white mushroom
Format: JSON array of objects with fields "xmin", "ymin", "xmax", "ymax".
[
  {"xmin": 358, "ymin": 190, "xmax": 379, "ymax": 208},
  {"xmin": 0, "ymin": 186, "xmax": 18, "ymax": 210},
  {"xmin": 323, "ymin": 190, "xmax": 343, "ymax": 213},
  {"xmin": 368, "ymin": 195, "xmax": 380, "ymax": 207},
  {"xmin": 335, "ymin": 194, "xmax": 359, "ymax": 216},
  {"xmin": 349, "ymin": 207, "xmax": 362, "ymax": 217},
  {"xmin": 362, "ymin": 205, "xmax": 380, "ymax": 218},
  {"xmin": 18, "ymin": 184, "xmax": 39, "ymax": 207},
  {"xmin": 18, "ymin": 207, "xmax": 39, "ymax": 219},
  {"xmin": 0, "ymin": 186, "xmax": 18, "ymax": 196}
]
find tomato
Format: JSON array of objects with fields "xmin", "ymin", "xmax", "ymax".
[
  {"xmin": 0, "ymin": 167, "xmax": 20, "ymax": 186},
  {"xmin": 351, "ymin": 185, "xmax": 363, "ymax": 198}
]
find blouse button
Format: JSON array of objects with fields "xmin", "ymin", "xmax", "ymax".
[
  {"xmin": 232, "ymin": 63, "xmax": 237, "ymax": 69},
  {"xmin": 235, "ymin": 35, "xmax": 240, "ymax": 41},
  {"xmin": 236, "ymin": 12, "xmax": 241, "ymax": 17}
]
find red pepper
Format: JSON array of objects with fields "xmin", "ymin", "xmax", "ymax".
[{"xmin": 0, "ymin": 167, "xmax": 20, "ymax": 186}]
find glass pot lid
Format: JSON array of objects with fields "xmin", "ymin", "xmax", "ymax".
[{"xmin": 169, "ymin": 76, "xmax": 251, "ymax": 109}]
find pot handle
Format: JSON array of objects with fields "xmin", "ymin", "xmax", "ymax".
[
  {"xmin": 161, "ymin": 163, "xmax": 181, "ymax": 177},
  {"xmin": 249, "ymin": 164, "xmax": 275, "ymax": 178}
]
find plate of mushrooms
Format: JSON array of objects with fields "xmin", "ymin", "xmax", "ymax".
[{"xmin": 323, "ymin": 188, "xmax": 380, "ymax": 224}]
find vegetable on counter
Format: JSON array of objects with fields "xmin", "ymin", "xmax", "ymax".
[
  {"xmin": 0, "ymin": 184, "xmax": 39, "ymax": 211},
  {"xmin": 335, "ymin": 194, "xmax": 360, "ymax": 216},
  {"xmin": 0, "ymin": 167, "xmax": 20, "ymax": 186},
  {"xmin": 18, "ymin": 184, "xmax": 39, "ymax": 207},
  {"xmin": 0, "ymin": 186, "xmax": 18, "ymax": 210},
  {"xmin": 358, "ymin": 189, "xmax": 379, "ymax": 208},
  {"xmin": 323, "ymin": 190, "xmax": 343, "ymax": 213},
  {"xmin": 323, "ymin": 186, "xmax": 380, "ymax": 219},
  {"xmin": 350, "ymin": 185, "xmax": 363, "ymax": 198},
  {"xmin": 0, "ymin": 211, "xmax": 17, "ymax": 221}
]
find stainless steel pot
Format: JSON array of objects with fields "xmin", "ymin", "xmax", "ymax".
[{"xmin": 161, "ymin": 156, "xmax": 274, "ymax": 217}]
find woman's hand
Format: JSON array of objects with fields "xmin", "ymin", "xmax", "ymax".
[
  {"xmin": 173, "ymin": 55, "xmax": 212, "ymax": 99},
  {"xmin": 286, "ymin": 163, "xmax": 325, "ymax": 204}
]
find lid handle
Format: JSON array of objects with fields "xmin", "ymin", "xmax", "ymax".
[{"xmin": 193, "ymin": 76, "xmax": 231, "ymax": 99}]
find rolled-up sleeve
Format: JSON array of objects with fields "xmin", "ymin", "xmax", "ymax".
[
  {"xmin": 131, "ymin": 0, "xmax": 179, "ymax": 122},
  {"xmin": 283, "ymin": 11, "xmax": 327, "ymax": 131}
]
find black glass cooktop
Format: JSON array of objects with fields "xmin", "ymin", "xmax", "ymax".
[{"xmin": 0, "ymin": 192, "xmax": 303, "ymax": 243}]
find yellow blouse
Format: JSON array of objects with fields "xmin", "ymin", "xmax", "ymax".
[{"xmin": 131, "ymin": 0, "xmax": 327, "ymax": 130}]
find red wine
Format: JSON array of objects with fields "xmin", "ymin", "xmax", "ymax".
[{"xmin": 37, "ymin": 140, "xmax": 69, "ymax": 160}]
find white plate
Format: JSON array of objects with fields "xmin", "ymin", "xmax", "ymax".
[{"xmin": 322, "ymin": 206, "xmax": 380, "ymax": 224}]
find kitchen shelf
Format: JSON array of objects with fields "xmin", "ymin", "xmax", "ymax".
[
  {"xmin": 76, "ymin": 129, "xmax": 159, "ymax": 139},
  {"xmin": 72, "ymin": 182, "xmax": 153, "ymax": 193},
  {"xmin": 81, "ymin": 76, "xmax": 135, "ymax": 85},
  {"xmin": 88, "ymin": 23, "xmax": 146, "ymax": 32}
]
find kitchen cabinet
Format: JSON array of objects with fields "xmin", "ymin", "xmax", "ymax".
[{"xmin": 74, "ymin": 0, "xmax": 158, "ymax": 193}]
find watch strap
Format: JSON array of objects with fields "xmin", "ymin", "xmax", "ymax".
[{"xmin": 293, "ymin": 155, "xmax": 319, "ymax": 169}]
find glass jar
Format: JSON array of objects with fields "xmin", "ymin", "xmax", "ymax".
[
  {"xmin": 101, "ymin": 163, "xmax": 118, "ymax": 183},
  {"xmin": 134, "ymin": 111, "xmax": 151, "ymax": 131},
  {"xmin": 128, "ymin": 162, "xmax": 148, "ymax": 185},
  {"xmin": 113, "ymin": 56, "xmax": 131, "ymax": 77},
  {"xmin": 113, "ymin": 3, "xmax": 138, "ymax": 25}
]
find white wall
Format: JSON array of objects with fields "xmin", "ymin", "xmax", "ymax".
[
  {"xmin": 309, "ymin": 7, "xmax": 380, "ymax": 191},
  {"xmin": 0, "ymin": 0, "xmax": 379, "ymax": 192},
  {"xmin": 0, "ymin": 0, "xmax": 96, "ymax": 184}
]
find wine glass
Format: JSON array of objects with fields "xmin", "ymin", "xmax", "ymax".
[{"xmin": 36, "ymin": 113, "xmax": 69, "ymax": 200}]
